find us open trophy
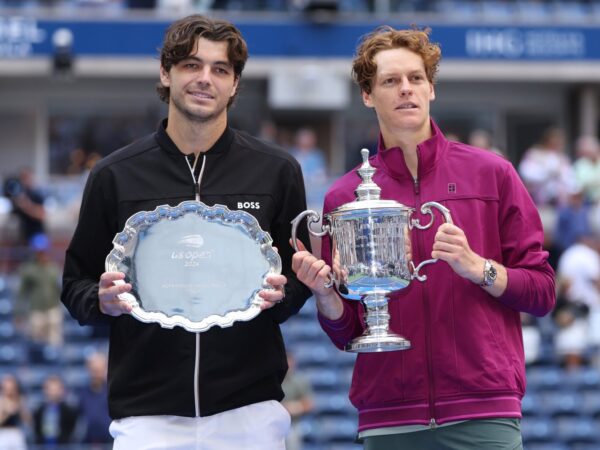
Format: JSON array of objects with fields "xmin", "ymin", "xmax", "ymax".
[{"xmin": 291, "ymin": 149, "xmax": 453, "ymax": 353}]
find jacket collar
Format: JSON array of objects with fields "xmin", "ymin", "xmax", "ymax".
[
  {"xmin": 375, "ymin": 119, "xmax": 448, "ymax": 180},
  {"xmin": 155, "ymin": 119, "xmax": 234, "ymax": 157}
]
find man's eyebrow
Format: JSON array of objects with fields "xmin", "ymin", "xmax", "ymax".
[
  {"xmin": 181, "ymin": 56, "xmax": 232, "ymax": 67},
  {"xmin": 376, "ymin": 68, "xmax": 426, "ymax": 79}
]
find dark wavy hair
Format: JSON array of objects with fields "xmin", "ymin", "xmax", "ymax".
[
  {"xmin": 352, "ymin": 26, "xmax": 441, "ymax": 94},
  {"xmin": 156, "ymin": 15, "xmax": 248, "ymax": 106}
]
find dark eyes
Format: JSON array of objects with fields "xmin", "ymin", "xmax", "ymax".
[{"xmin": 381, "ymin": 75, "xmax": 425, "ymax": 86}]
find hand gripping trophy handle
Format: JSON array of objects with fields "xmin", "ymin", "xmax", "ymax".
[
  {"xmin": 290, "ymin": 210, "xmax": 334, "ymax": 288},
  {"xmin": 410, "ymin": 202, "xmax": 454, "ymax": 281}
]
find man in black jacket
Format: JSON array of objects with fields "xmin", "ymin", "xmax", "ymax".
[
  {"xmin": 33, "ymin": 375, "xmax": 78, "ymax": 446},
  {"xmin": 61, "ymin": 14, "xmax": 312, "ymax": 449}
]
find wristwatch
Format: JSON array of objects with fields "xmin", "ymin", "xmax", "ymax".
[{"xmin": 480, "ymin": 259, "xmax": 497, "ymax": 287}]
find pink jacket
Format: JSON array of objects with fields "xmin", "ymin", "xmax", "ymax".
[{"xmin": 319, "ymin": 121, "xmax": 555, "ymax": 432}]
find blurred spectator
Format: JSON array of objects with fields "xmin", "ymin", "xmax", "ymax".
[
  {"xmin": 290, "ymin": 127, "xmax": 328, "ymax": 184},
  {"xmin": 78, "ymin": 352, "xmax": 112, "ymax": 445},
  {"xmin": 66, "ymin": 148, "xmax": 88, "ymax": 176},
  {"xmin": 553, "ymin": 296, "xmax": 589, "ymax": 369},
  {"xmin": 557, "ymin": 235, "xmax": 600, "ymax": 315},
  {"xmin": 555, "ymin": 235, "xmax": 600, "ymax": 367},
  {"xmin": 0, "ymin": 374, "xmax": 30, "ymax": 450},
  {"xmin": 443, "ymin": 130, "xmax": 462, "ymax": 142},
  {"xmin": 573, "ymin": 135, "xmax": 600, "ymax": 203},
  {"xmin": 553, "ymin": 183, "xmax": 592, "ymax": 255},
  {"xmin": 520, "ymin": 313, "xmax": 541, "ymax": 366},
  {"xmin": 33, "ymin": 375, "xmax": 79, "ymax": 446},
  {"xmin": 85, "ymin": 152, "xmax": 102, "ymax": 173},
  {"xmin": 258, "ymin": 119, "xmax": 278, "ymax": 144},
  {"xmin": 15, "ymin": 233, "xmax": 64, "ymax": 348},
  {"xmin": 518, "ymin": 126, "xmax": 574, "ymax": 207},
  {"xmin": 346, "ymin": 123, "xmax": 379, "ymax": 172},
  {"xmin": 468, "ymin": 128, "xmax": 504, "ymax": 157},
  {"xmin": 3, "ymin": 168, "xmax": 46, "ymax": 246},
  {"xmin": 282, "ymin": 354, "xmax": 314, "ymax": 450}
]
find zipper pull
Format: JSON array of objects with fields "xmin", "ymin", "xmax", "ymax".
[
  {"xmin": 414, "ymin": 177, "xmax": 420, "ymax": 195},
  {"xmin": 194, "ymin": 182, "xmax": 200, "ymax": 202},
  {"xmin": 429, "ymin": 418, "xmax": 437, "ymax": 429}
]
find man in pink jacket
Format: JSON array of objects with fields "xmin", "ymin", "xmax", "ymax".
[{"xmin": 292, "ymin": 25, "xmax": 555, "ymax": 449}]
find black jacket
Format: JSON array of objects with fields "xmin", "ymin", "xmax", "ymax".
[
  {"xmin": 61, "ymin": 121, "xmax": 312, "ymax": 419},
  {"xmin": 33, "ymin": 401, "xmax": 78, "ymax": 444}
]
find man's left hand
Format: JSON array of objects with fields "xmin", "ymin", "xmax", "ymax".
[
  {"xmin": 259, "ymin": 274, "xmax": 288, "ymax": 310},
  {"xmin": 431, "ymin": 222, "xmax": 484, "ymax": 284}
]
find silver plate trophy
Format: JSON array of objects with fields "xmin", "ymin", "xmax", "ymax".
[
  {"xmin": 105, "ymin": 201, "xmax": 281, "ymax": 333},
  {"xmin": 291, "ymin": 149, "xmax": 452, "ymax": 353}
]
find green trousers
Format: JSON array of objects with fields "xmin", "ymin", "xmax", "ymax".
[{"xmin": 363, "ymin": 419, "xmax": 523, "ymax": 450}]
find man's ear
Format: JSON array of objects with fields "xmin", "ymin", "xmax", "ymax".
[
  {"xmin": 159, "ymin": 66, "xmax": 170, "ymax": 87},
  {"xmin": 430, "ymin": 83, "xmax": 435, "ymax": 101},
  {"xmin": 231, "ymin": 75, "xmax": 240, "ymax": 97},
  {"xmin": 362, "ymin": 90, "xmax": 374, "ymax": 108}
]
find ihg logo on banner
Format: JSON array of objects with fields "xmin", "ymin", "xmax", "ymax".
[{"xmin": 0, "ymin": 16, "xmax": 46, "ymax": 58}]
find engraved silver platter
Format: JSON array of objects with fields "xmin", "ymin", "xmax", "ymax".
[{"xmin": 105, "ymin": 200, "xmax": 282, "ymax": 332}]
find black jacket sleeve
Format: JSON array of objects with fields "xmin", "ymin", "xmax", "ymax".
[
  {"xmin": 266, "ymin": 158, "xmax": 313, "ymax": 323},
  {"xmin": 61, "ymin": 166, "xmax": 118, "ymax": 326}
]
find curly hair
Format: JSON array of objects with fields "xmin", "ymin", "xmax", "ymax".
[
  {"xmin": 156, "ymin": 15, "xmax": 248, "ymax": 106},
  {"xmin": 352, "ymin": 26, "xmax": 441, "ymax": 94}
]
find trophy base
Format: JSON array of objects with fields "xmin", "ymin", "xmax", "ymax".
[{"xmin": 345, "ymin": 333, "xmax": 411, "ymax": 353}]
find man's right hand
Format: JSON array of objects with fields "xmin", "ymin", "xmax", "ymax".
[
  {"xmin": 98, "ymin": 272, "xmax": 133, "ymax": 316},
  {"xmin": 290, "ymin": 239, "xmax": 344, "ymax": 321}
]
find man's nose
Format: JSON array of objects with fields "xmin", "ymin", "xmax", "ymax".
[
  {"xmin": 196, "ymin": 66, "xmax": 212, "ymax": 84},
  {"xmin": 399, "ymin": 76, "xmax": 411, "ymax": 94}
]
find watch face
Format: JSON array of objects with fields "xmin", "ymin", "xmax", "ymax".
[{"xmin": 481, "ymin": 260, "xmax": 497, "ymax": 286}]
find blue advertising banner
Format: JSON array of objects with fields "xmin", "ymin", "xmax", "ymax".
[{"xmin": 0, "ymin": 15, "xmax": 598, "ymax": 60}]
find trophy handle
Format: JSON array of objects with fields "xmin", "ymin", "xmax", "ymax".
[
  {"xmin": 290, "ymin": 210, "xmax": 334, "ymax": 289},
  {"xmin": 410, "ymin": 201, "xmax": 453, "ymax": 282}
]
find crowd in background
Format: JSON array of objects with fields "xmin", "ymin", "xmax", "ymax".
[{"xmin": 0, "ymin": 352, "xmax": 111, "ymax": 449}]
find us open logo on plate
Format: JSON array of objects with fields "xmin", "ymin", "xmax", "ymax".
[
  {"xmin": 178, "ymin": 234, "xmax": 204, "ymax": 248},
  {"xmin": 171, "ymin": 234, "xmax": 213, "ymax": 266}
]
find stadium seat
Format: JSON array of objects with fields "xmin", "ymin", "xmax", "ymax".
[
  {"xmin": 0, "ymin": 319, "xmax": 17, "ymax": 340},
  {"xmin": 314, "ymin": 391, "xmax": 354, "ymax": 416},
  {"xmin": 526, "ymin": 443, "xmax": 569, "ymax": 450},
  {"xmin": 520, "ymin": 416, "xmax": 554, "ymax": 443},
  {"xmin": 540, "ymin": 390, "xmax": 583, "ymax": 417},
  {"xmin": 0, "ymin": 342, "xmax": 27, "ymax": 365},
  {"xmin": 521, "ymin": 391, "xmax": 541, "ymax": 417},
  {"xmin": 563, "ymin": 366, "xmax": 600, "ymax": 391},
  {"xmin": 304, "ymin": 367, "xmax": 341, "ymax": 392},
  {"xmin": 527, "ymin": 365, "xmax": 563, "ymax": 390},
  {"xmin": 316, "ymin": 416, "xmax": 358, "ymax": 443},
  {"xmin": 555, "ymin": 416, "xmax": 600, "ymax": 445},
  {"xmin": 580, "ymin": 390, "xmax": 600, "ymax": 418},
  {"xmin": 0, "ymin": 297, "xmax": 13, "ymax": 317}
]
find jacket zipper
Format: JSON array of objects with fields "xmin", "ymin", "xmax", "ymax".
[
  {"xmin": 185, "ymin": 153, "xmax": 207, "ymax": 416},
  {"xmin": 413, "ymin": 150, "xmax": 436, "ymax": 427}
]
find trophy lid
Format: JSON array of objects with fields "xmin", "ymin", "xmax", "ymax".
[{"xmin": 328, "ymin": 149, "xmax": 411, "ymax": 216}]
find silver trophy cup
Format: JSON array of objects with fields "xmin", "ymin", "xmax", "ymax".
[{"xmin": 291, "ymin": 149, "xmax": 453, "ymax": 353}]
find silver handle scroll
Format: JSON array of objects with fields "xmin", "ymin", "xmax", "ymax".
[
  {"xmin": 290, "ymin": 210, "xmax": 334, "ymax": 289},
  {"xmin": 410, "ymin": 201, "xmax": 454, "ymax": 282}
]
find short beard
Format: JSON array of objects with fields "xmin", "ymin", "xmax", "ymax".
[{"xmin": 171, "ymin": 95, "xmax": 224, "ymax": 124}]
